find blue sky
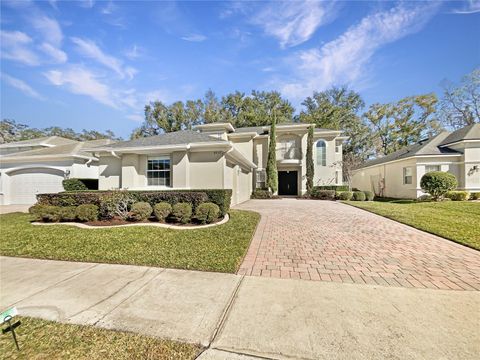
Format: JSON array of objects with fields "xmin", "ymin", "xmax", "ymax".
[{"xmin": 1, "ymin": 0, "xmax": 479, "ymax": 138}]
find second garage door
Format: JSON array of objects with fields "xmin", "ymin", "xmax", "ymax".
[{"xmin": 9, "ymin": 168, "xmax": 65, "ymax": 204}]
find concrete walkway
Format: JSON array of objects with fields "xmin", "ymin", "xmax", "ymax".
[
  {"xmin": 0, "ymin": 205, "xmax": 30, "ymax": 214},
  {"xmin": 1, "ymin": 256, "xmax": 479, "ymax": 359},
  {"xmin": 236, "ymin": 199, "xmax": 480, "ymax": 290}
]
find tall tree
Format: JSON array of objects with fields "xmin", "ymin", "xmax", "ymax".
[
  {"xmin": 364, "ymin": 94, "xmax": 440, "ymax": 156},
  {"xmin": 306, "ymin": 125, "xmax": 314, "ymax": 193},
  {"xmin": 298, "ymin": 86, "xmax": 369, "ymax": 155},
  {"xmin": 440, "ymin": 68, "xmax": 480, "ymax": 129},
  {"xmin": 203, "ymin": 89, "xmax": 224, "ymax": 124},
  {"xmin": 266, "ymin": 105, "xmax": 278, "ymax": 194}
]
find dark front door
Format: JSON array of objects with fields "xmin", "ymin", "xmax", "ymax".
[{"xmin": 278, "ymin": 171, "xmax": 298, "ymax": 196}]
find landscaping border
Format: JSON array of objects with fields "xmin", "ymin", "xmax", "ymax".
[{"xmin": 32, "ymin": 213, "xmax": 230, "ymax": 230}]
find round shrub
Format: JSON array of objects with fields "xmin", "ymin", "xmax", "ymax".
[
  {"xmin": 76, "ymin": 204, "xmax": 99, "ymax": 222},
  {"xmin": 420, "ymin": 171, "xmax": 457, "ymax": 201},
  {"xmin": 445, "ymin": 191, "xmax": 470, "ymax": 201},
  {"xmin": 28, "ymin": 204, "xmax": 44, "ymax": 220},
  {"xmin": 38, "ymin": 205, "xmax": 61, "ymax": 222},
  {"xmin": 62, "ymin": 178, "xmax": 88, "ymax": 191},
  {"xmin": 153, "ymin": 202, "xmax": 172, "ymax": 222},
  {"xmin": 129, "ymin": 202, "xmax": 153, "ymax": 221},
  {"xmin": 337, "ymin": 191, "xmax": 353, "ymax": 201},
  {"xmin": 311, "ymin": 189, "xmax": 335, "ymax": 200},
  {"xmin": 363, "ymin": 191, "xmax": 374, "ymax": 201},
  {"xmin": 352, "ymin": 191, "xmax": 366, "ymax": 201},
  {"xmin": 195, "ymin": 202, "xmax": 220, "ymax": 224},
  {"xmin": 470, "ymin": 192, "xmax": 480, "ymax": 200},
  {"xmin": 172, "ymin": 203, "xmax": 192, "ymax": 224},
  {"xmin": 58, "ymin": 206, "xmax": 77, "ymax": 221}
]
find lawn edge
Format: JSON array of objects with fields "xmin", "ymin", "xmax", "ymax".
[
  {"xmin": 341, "ymin": 201, "xmax": 480, "ymax": 252},
  {"xmin": 233, "ymin": 209, "xmax": 261, "ymax": 273}
]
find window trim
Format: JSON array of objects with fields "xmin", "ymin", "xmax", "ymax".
[
  {"xmin": 316, "ymin": 140, "xmax": 327, "ymax": 166},
  {"xmin": 146, "ymin": 156, "xmax": 171, "ymax": 187},
  {"xmin": 425, "ymin": 165, "xmax": 441, "ymax": 173}
]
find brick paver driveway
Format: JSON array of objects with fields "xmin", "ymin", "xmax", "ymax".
[{"xmin": 236, "ymin": 199, "xmax": 480, "ymax": 290}]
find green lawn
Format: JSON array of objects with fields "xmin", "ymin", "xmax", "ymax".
[
  {"xmin": 0, "ymin": 210, "xmax": 260, "ymax": 273},
  {"xmin": 0, "ymin": 316, "xmax": 201, "ymax": 360},
  {"xmin": 345, "ymin": 200, "xmax": 480, "ymax": 250}
]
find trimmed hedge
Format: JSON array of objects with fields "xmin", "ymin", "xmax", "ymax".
[
  {"xmin": 76, "ymin": 204, "xmax": 99, "ymax": 222},
  {"xmin": 37, "ymin": 189, "xmax": 232, "ymax": 216},
  {"xmin": 352, "ymin": 191, "xmax": 366, "ymax": 201},
  {"xmin": 195, "ymin": 202, "xmax": 220, "ymax": 224},
  {"xmin": 470, "ymin": 192, "xmax": 480, "ymax": 200},
  {"xmin": 445, "ymin": 191, "xmax": 470, "ymax": 201},
  {"xmin": 172, "ymin": 203, "xmax": 192, "ymax": 224},
  {"xmin": 32, "ymin": 205, "xmax": 61, "ymax": 222},
  {"xmin": 251, "ymin": 189, "xmax": 275, "ymax": 199},
  {"xmin": 336, "ymin": 191, "xmax": 353, "ymax": 200},
  {"xmin": 311, "ymin": 189, "xmax": 336, "ymax": 200},
  {"xmin": 58, "ymin": 206, "xmax": 77, "ymax": 221},
  {"xmin": 129, "ymin": 202, "xmax": 153, "ymax": 221},
  {"xmin": 314, "ymin": 185, "xmax": 349, "ymax": 192},
  {"xmin": 62, "ymin": 178, "xmax": 88, "ymax": 191},
  {"xmin": 153, "ymin": 202, "xmax": 172, "ymax": 222},
  {"xmin": 363, "ymin": 191, "xmax": 374, "ymax": 201}
]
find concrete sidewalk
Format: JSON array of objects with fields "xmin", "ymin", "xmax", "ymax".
[{"xmin": 1, "ymin": 256, "xmax": 479, "ymax": 359}]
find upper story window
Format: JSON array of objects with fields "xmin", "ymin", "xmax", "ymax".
[
  {"xmin": 147, "ymin": 157, "xmax": 171, "ymax": 186},
  {"xmin": 316, "ymin": 140, "xmax": 326, "ymax": 166},
  {"xmin": 403, "ymin": 167, "xmax": 413, "ymax": 185},
  {"xmin": 425, "ymin": 165, "xmax": 441, "ymax": 173}
]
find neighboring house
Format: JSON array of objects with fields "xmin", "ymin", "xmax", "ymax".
[
  {"xmin": 351, "ymin": 124, "xmax": 480, "ymax": 198},
  {"xmin": 87, "ymin": 122, "xmax": 346, "ymax": 205},
  {"xmin": 0, "ymin": 138, "xmax": 115, "ymax": 205}
]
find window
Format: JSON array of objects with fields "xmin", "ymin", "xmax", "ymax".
[
  {"xmin": 335, "ymin": 141, "xmax": 341, "ymax": 153},
  {"xmin": 403, "ymin": 167, "xmax": 413, "ymax": 185},
  {"xmin": 147, "ymin": 157, "xmax": 171, "ymax": 186},
  {"xmin": 256, "ymin": 169, "xmax": 266, "ymax": 189},
  {"xmin": 316, "ymin": 140, "xmax": 326, "ymax": 166},
  {"xmin": 425, "ymin": 165, "xmax": 441, "ymax": 173}
]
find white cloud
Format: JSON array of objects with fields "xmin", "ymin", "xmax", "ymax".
[
  {"xmin": 1, "ymin": 72, "xmax": 44, "ymax": 100},
  {"xmin": 31, "ymin": 15, "xmax": 63, "ymax": 47},
  {"xmin": 71, "ymin": 37, "xmax": 137, "ymax": 79},
  {"xmin": 451, "ymin": 0, "xmax": 480, "ymax": 14},
  {"xmin": 181, "ymin": 34, "xmax": 207, "ymax": 42},
  {"xmin": 0, "ymin": 30, "xmax": 40, "ymax": 66},
  {"xmin": 39, "ymin": 42, "xmax": 67, "ymax": 63},
  {"xmin": 125, "ymin": 44, "xmax": 143, "ymax": 60},
  {"xmin": 252, "ymin": 1, "xmax": 337, "ymax": 48},
  {"xmin": 44, "ymin": 66, "xmax": 118, "ymax": 108},
  {"xmin": 277, "ymin": 3, "xmax": 439, "ymax": 99}
]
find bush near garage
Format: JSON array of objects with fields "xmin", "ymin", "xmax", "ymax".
[
  {"xmin": 352, "ymin": 191, "xmax": 366, "ymax": 201},
  {"xmin": 172, "ymin": 203, "xmax": 192, "ymax": 224},
  {"xmin": 445, "ymin": 191, "xmax": 470, "ymax": 201},
  {"xmin": 62, "ymin": 179, "xmax": 88, "ymax": 191},
  {"xmin": 195, "ymin": 202, "xmax": 220, "ymax": 224},
  {"xmin": 336, "ymin": 191, "xmax": 353, "ymax": 200},
  {"xmin": 75, "ymin": 204, "xmax": 99, "ymax": 222},
  {"xmin": 470, "ymin": 192, "xmax": 480, "ymax": 200},
  {"xmin": 58, "ymin": 206, "xmax": 77, "ymax": 221},
  {"xmin": 30, "ymin": 205, "xmax": 61, "ymax": 222}
]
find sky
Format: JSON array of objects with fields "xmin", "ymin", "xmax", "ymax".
[{"xmin": 1, "ymin": 0, "xmax": 479, "ymax": 138}]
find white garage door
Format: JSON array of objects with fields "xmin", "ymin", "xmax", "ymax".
[{"xmin": 9, "ymin": 168, "xmax": 65, "ymax": 204}]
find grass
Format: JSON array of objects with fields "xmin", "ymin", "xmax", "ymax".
[
  {"xmin": 0, "ymin": 316, "xmax": 201, "ymax": 360},
  {"xmin": 0, "ymin": 210, "xmax": 260, "ymax": 273},
  {"xmin": 345, "ymin": 200, "xmax": 480, "ymax": 250}
]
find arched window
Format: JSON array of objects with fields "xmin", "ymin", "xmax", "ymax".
[{"xmin": 316, "ymin": 140, "xmax": 326, "ymax": 166}]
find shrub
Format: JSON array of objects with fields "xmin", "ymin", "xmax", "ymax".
[
  {"xmin": 62, "ymin": 178, "xmax": 88, "ymax": 191},
  {"xmin": 195, "ymin": 202, "xmax": 220, "ymax": 224},
  {"xmin": 251, "ymin": 189, "xmax": 274, "ymax": 199},
  {"xmin": 314, "ymin": 185, "xmax": 349, "ymax": 192},
  {"xmin": 38, "ymin": 205, "xmax": 61, "ymax": 222},
  {"xmin": 363, "ymin": 191, "xmax": 374, "ymax": 201},
  {"xmin": 153, "ymin": 202, "xmax": 172, "ymax": 222},
  {"xmin": 336, "ymin": 191, "xmax": 353, "ymax": 200},
  {"xmin": 75, "ymin": 204, "xmax": 99, "ymax": 222},
  {"xmin": 99, "ymin": 191, "xmax": 136, "ymax": 220},
  {"xmin": 470, "ymin": 192, "xmax": 480, "ymax": 200},
  {"xmin": 311, "ymin": 189, "xmax": 335, "ymax": 200},
  {"xmin": 352, "ymin": 191, "xmax": 366, "ymax": 201},
  {"xmin": 445, "ymin": 191, "xmax": 470, "ymax": 201},
  {"xmin": 28, "ymin": 204, "xmax": 44, "ymax": 220},
  {"xmin": 129, "ymin": 202, "xmax": 153, "ymax": 221},
  {"xmin": 420, "ymin": 171, "xmax": 457, "ymax": 201},
  {"xmin": 58, "ymin": 206, "xmax": 77, "ymax": 221},
  {"xmin": 172, "ymin": 203, "xmax": 192, "ymax": 224}
]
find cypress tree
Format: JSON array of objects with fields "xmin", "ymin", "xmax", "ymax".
[
  {"xmin": 306, "ymin": 125, "xmax": 314, "ymax": 193},
  {"xmin": 266, "ymin": 110, "xmax": 278, "ymax": 194}
]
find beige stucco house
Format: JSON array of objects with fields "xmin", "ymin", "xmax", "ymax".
[
  {"xmin": 88, "ymin": 122, "xmax": 346, "ymax": 205},
  {"xmin": 0, "ymin": 137, "xmax": 114, "ymax": 205},
  {"xmin": 351, "ymin": 124, "xmax": 480, "ymax": 199}
]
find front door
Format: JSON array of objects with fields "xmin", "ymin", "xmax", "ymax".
[{"xmin": 278, "ymin": 171, "xmax": 298, "ymax": 196}]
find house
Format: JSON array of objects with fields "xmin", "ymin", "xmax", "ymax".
[
  {"xmin": 351, "ymin": 123, "xmax": 480, "ymax": 198},
  {"xmin": 0, "ymin": 138, "xmax": 115, "ymax": 205},
  {"xmin": 87, "ymin": 122, "xmax": 346, "ymax": 205}
]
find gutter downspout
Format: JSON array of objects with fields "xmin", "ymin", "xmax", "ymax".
[{"xmin": 111, "ymin": 151, "xmax": 121, "ymax": 159}]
